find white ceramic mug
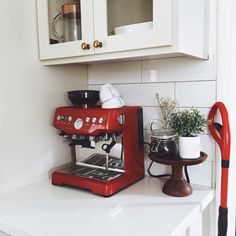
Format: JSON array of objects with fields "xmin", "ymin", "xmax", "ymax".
[
  {"xmin": 100, "ymin": 84, "xmax": 120, "ymax": 103},
  {"xmin": 102, "ymin": 96, "xmax": 125, "ymax": 108}
]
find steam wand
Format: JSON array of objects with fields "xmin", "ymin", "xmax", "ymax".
[{"xmin": 102, "ymin": 134, "xmax": 117, "ymax": 169}]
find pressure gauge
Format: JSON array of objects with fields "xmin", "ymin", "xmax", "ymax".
[{"xmin": 74, "ymin": 118, "xmax": 83, "ymax": 130}]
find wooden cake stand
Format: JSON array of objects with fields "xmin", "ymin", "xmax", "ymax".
[{"xmin": 148, "ymin": 152, "xmax": 207, "ymax": 197}]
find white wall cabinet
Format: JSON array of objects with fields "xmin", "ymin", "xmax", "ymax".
[{"xmin": 37, "ymin": 0, "xmax": 209, "ymax": 65}]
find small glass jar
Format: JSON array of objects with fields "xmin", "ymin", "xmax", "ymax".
[{"xmin": 150, "ymin": 129, "xmax": 178, "ymax": 156}]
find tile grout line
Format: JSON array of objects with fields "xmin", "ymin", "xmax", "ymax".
[
  {"xmin": 140, "ymin": 60, "xmax": 143, "ymax": 84},
  {"xmin": 142, "ymin": 106, "xmax": 212, "ymax": 108},
  {"xmin": 88, "ymin": 80, "xmax": 216, "ymax": 86},
  {"xmin": 174, "ymin": 82, "xmax": 176, "ymax": 101},
  {"xmin": 86, "ymin": 65, "xmax": 89, "ymax": 88}
]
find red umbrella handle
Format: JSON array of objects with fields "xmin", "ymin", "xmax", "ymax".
[{"xmin": 208, "ymin": 102, "xmax": 231, "ymax": 236}]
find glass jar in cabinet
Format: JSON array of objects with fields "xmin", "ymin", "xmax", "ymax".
[{"xmin": 37, "ymin": 0, "xmax": 94, "ymax": 60}]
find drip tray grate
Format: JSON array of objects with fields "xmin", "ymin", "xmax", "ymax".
[
  {"xmin": 82, "ymin": 153, "xmax": 124, "ymax": 169},
  {"xmin": 60, "ymin": 154, "xmax": 124, "ymax": 181}
]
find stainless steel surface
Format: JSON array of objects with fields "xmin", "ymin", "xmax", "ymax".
[
  {"xmin": 106, "ymin": 153, "xmax": 109, "ymax": 169},
  {"xmin": 60, "ymin": 153, "xmax": 125, "ymax": 182},
  {"xmin": 76, "ymin": 162, "xmax": 125, "ymax": 173},
  {"xmin": 76, "ymin": 154, "xmax": 124, "ymax": 173},
  {"xmin": 57, "ymin": 154, "xmax": 125, "ymax": 181},
  {"xmin": 58, "ymin": 125, "xmax": 124, "ymax": 181}
]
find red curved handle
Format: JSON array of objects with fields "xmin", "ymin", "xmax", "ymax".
[
  {"xmin": 208, "ymin": 102, "xmax": 230, "ymax": 161},
  {"xmin": 208, "ymin": 102, "xmax": 231, "ymax": 208},
  {"xmin": 208, "ymin": 104, "xmax": 221, "ymax": 145}
]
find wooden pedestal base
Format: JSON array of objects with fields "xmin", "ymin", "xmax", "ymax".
[
  {"xmin": 162, "ymin": 165, "xmax": 192, "ymax": 197},
  {"xmin": 149, "ymin": 152, "xmax": 207, "ymax": 197}
]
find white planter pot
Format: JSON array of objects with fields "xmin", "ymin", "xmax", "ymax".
[{"xmin": 178, "ymin": 136, "xmax": 201, "ymax": 159}]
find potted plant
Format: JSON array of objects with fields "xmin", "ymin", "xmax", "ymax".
[{"xmin": 169, "ymin": 108, "xmax": 206, "ymax": 159}]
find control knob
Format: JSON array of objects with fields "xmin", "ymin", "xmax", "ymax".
[{"xmin": 98, "ymin": 118, "xmax": 104, "ymax": 124}]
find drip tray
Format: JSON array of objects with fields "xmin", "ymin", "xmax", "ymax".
[
  {"xmin": 82, "ymin": 154, "xmax": 124, "ymax": 169},
  {"xmin": 60, "ymin": 154, "xmax": 124, "ymax": 182}
]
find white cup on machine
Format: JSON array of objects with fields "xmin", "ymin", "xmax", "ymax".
[
  {"xmin": 100, "ymin": 84, "xmax": 125, "ymax": 108},
  {"xmin": 102, "ymin": 96, "xmax": 125, "ymax": 108}
]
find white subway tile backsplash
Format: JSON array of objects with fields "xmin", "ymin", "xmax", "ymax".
[
  {"xmin": 200, "ymin": 134, "xmax": 216, "ymax": 161},
  {"xmin": 142, "ymin": 107, "xmax": 162, "ymax": 130},
  {"xmin": 175, "ymin": 81, "xmax": 216, "ymax": 107},
  {"xmin": 142, "ymin": 57, "xmax": 215, "ymax": 83},
  {"xmin": 90, "ymin": 83, "xmax": 174, "ymax": 106},
  {"xmin": 187, "ymin": 161, "xmax": 212, "ymax": 187},
  {"xmin": 114, "ymin": 83, "xmax": 174, "ymax": 106},
  {"xmin": 88, "ymin": 61, "xmax": 141, "ymax": 85},
  {"xmin": 88, "ymin": 57, "xmax": 216, "ymax": 187},
  {"xmin": 145, "ymin": 155, "xmax": 171, "ymax": 177},
  {"xmin": 88, "ymin": 84, "xmax": 100, "ymax": 90}
]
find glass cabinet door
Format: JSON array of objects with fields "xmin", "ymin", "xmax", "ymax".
[
  {"xmin": 93, "ymin": 0, "xmax": 172, "ymax": 54},
  {"xmin": 37, "ymin": 0, "xmax": 94, "ymax": 60}
]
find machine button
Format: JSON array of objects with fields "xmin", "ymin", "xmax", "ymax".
[
  {"xmin": 61, "ymin": 116, "xmax": 66, "ymax": 121},
  {"xmin": 98, "ymin": 117, "xmax": 104, "ymax": 124},
  {"xmin": 68, "ymin": 116, "xmax": 72, "ymax": 122},
  {"xmin": 56, "ymin": 115, "xmax": 61, "ymax": 121},
  {"xmin": 74, "ymin": 118, "xmax": 83, "ymax": 130},
  {"xmin": 92, "ymin": 117, "xmax": 97, "ymax": 123},
  {"xmin": 85, "ymin": 117, "xmax": 90, "ymax": 123}
]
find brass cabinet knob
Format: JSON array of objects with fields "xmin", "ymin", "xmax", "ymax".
[
  {"xmin": 93, "ymin": 40, "xmax": 103, "ymax": 48},
  {"xmin": 81, "ymin": 42, "xmax": 90, "ymax": 50}
]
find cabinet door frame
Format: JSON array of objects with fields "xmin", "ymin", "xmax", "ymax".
[
  {"xmin": 93, "ymin": 0, "xmax": 172, "ymax": 54},
  {"xmin": 37, "ymin": 0, "xmax": 94, "ymax": 60}
]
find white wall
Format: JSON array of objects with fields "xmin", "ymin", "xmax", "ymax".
[
  {"xmin": 216, "ymin": 0, "xmax": 236, "ymax": 235},
  {"xmin": 88, "ymin": 56, "xmax": 216, "ymax": 187},
  {"xmin": 0, "ymin": 0, "xmax": 87, "ymax": 194}
]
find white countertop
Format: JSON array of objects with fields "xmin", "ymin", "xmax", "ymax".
[{"xmin": 0, "ymin": 177, "xmax": 214, "ymax": 236}]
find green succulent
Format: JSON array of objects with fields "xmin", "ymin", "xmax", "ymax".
[{"xmin": 169, "ymin": 109, "xmax": 206, "ymax": 137}]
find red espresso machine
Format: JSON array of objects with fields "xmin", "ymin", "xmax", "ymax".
[{"xmin": 52, "ymin": 90, "xmax": 144, "ymax": 196}]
